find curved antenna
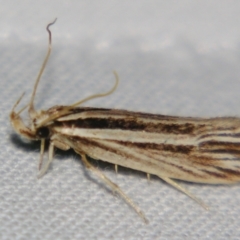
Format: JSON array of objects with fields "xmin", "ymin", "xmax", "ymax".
[
  {"xmin": 29, "ymin": 18, "xmax": 57, "ymax": 117},
  {"xmin": 71, "ymin": 71, "xmax": 119, "ymax": 108},
  {"xmin": 10, "ymin": 92, "xmax": 29, "ymax": 117},
  {"xmin": 37, "ymin": 71, "xmax": 119, "ymax": 128}
]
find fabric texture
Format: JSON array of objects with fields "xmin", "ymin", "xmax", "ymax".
[{"xmin": 1, "ymin": 1, "xmax": 240, "ymax": 239}]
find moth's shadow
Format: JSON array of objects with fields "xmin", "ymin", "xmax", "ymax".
[{"xmin": 10, "ymin": 133, "xmax": 40, "ymax": 152}]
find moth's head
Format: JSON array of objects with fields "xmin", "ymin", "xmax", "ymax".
[{"xmin": 10, "ymin": 93, "xmax": 51, "ymax": 141}]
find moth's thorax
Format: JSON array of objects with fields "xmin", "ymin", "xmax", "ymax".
[{"xmin": 32, "ymin": 109, "xmax": 52, "ymax": 127}]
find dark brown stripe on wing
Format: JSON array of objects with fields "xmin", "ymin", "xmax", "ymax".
[
  {"xmin": 215, "ymin": 167, "xmax": 240, "ymax": 176},
  {"xmin": 113, "ymin": 141, "xmax": 194, "ymax": 154},
  {"xmin": 58, "ymin": 117, "xmax": 197, "ymax": 134},
  {"xmin": 198, "ymin": 133, "xmax": 240, "ymax": 140},
  {"xmin": 203, "ymin": 166, "xmax": 240, "ymax": 180},
  {"xmin": 199, "ymin": 141, "xmax": 240, "ymax": 154},
  {"xmin": 202, "ymin": 170, "xmax": 227, "ymax": 179}
]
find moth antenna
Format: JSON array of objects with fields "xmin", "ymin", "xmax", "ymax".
[
  {"xmin": 29, "ymin": 18, "xmax": 57, "ymax": 117},
  {"xmin": 11, "ymin": 92, "xmax": 25, "ymax": 113},
  {"xmin": 37, "ymin": 71, "xmax": 119, "ymax": 128},
  {"xmin": 70, "ymin": 70, "xmax": 119, "ymax": 108}
]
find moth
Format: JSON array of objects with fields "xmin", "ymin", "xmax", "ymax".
[{"xmin": 10, "ymin": 19, "xmax": 240, "ymax": 223}]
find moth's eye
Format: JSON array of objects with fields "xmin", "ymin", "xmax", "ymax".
[{"xmin": 36, "ymin": 127, "xmax": 50, "ymax": 139}]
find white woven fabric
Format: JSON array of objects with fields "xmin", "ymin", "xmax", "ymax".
[{"xmin": 1, "ymin": 1, "xmax": 240, "ymax": 239}]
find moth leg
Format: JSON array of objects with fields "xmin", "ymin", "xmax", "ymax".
[
  {"xmin": 79, "ymin": 153, "xmax": 148, "ymax": 224},
  {"xmin": 38, "ymin": 141, "xmax": 55, "ymax": 178},
  {"xmin": 38, "ymin": 139, "xmax": 45, "ymax": 170},
  {"xmin": 115, "ymin": 164, "xmax": 118, "ymax": 174},
  {"xmin": 160, "ymin": 176, "xmax": 209, "ymax": 210},
  {"xmin": 37, "ymin": 139, "xmax": 71, "ymax": 178},
  {"xmin": 147, "ymin": 173, "xmax": 151, "ymax": 181}
]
